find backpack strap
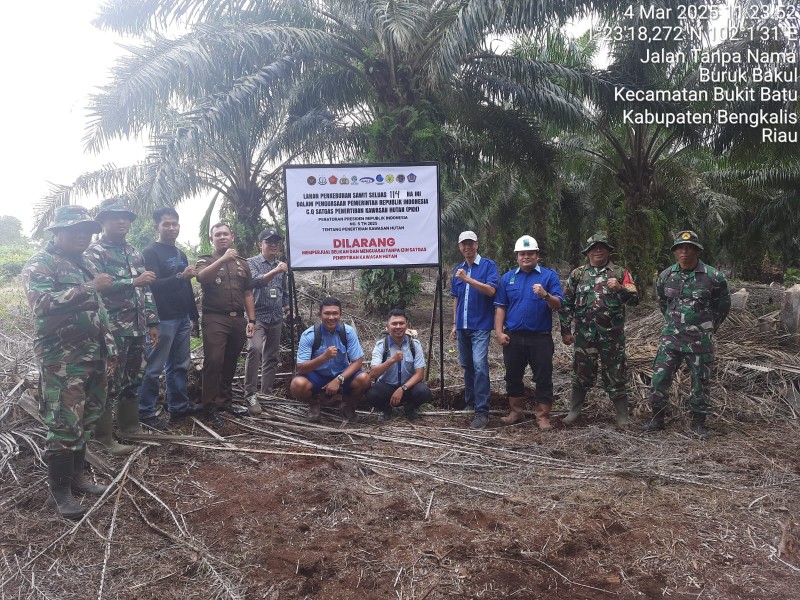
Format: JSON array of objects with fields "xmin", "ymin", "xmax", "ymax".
[
  {"xmin": 312, "ymin": 323, "xmax": 322, "ymax": 355},
  {"xmin": 382, "ymin": 334, "xmax": 417, "ymax": 362},
  {"xmin": 312, "ymin": 323, "xmax": 350, "ymax": 361},
  {"xmin": 382, "ymin": 334, "xmax": 391, "ymax": 363}
]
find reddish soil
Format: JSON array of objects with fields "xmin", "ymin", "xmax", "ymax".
[
  {"xmin": 2, "ymin": 390, "xmax": 798, "ymax": 600},
  {"xmin": 1, "ymin": 285, "xmax": 798, "ymax": 599}
]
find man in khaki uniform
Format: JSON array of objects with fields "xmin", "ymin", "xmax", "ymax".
[{"xmin": 196, "ymin": 223, "xmax": 256, "ymax": 428}]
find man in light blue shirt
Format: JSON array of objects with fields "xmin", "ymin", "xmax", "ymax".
[
  {"xmin": 290, "ymin": 297, "xmax": 370, "ymax": 423},
  {"xmin": 367, "ymin": 309, "xmax": 430, "ymax": 422},
  {"xmin": 450, "ymin": 230, "xmax": 499, "ymax": 430}
]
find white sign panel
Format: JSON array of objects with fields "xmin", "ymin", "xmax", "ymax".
[{"xmin": 285, "ymin": 163, "xmax": 440, "ymax": 269}]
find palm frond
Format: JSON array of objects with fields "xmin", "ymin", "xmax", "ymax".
[{"xmin": 34, "ymin": 164, "xmax": 149, "ymax": 236}]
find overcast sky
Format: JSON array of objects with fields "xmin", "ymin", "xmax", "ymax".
[
  {"xmin": 0, "ymin": 3, "xmax": 598, "ymax": 247},
  {"xmin": 0, "ymin": 1, "xmax": 204, "ymax": 243}
]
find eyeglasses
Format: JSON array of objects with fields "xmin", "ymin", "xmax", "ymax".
[{"xmin": 517, "ymin": 251, "xmax": 537, "ymax": 257}]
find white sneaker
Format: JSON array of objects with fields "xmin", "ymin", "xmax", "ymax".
[{"xmin": 246, "ymin": 395, "xmax": 262, "ymax": 416}]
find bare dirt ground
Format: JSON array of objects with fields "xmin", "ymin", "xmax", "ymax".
[{"xmin": 1, "ymin": 275, "xmax": 799, "ymax": 599}]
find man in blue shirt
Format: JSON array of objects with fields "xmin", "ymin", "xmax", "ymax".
[
  {"xmin": 450, "ymin": 231, "xmax": 499, "ymax": 429},
  {"xmin": 290, "ymin": 297, "xmax": 371, "ymax": 423},
  {"xmin": 494, "ymin": 235, "xmax": 563, "ymax": 429},
  {"xmin": 368, "ymin": 309, "xmax": 430, "ymax": 422}
]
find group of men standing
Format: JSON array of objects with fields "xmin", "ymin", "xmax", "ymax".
[
  {"xmin": 22, "ymin": 200, "xmax": 731, "ymax": 520},
  {"xmin": 22, "ymin": 202, "xmax": 289, "ymax": 518},
  {"xmin": 451, "ymin": 229, "xmax": 730, "ymax": 436}
]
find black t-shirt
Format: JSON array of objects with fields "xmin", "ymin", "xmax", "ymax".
[{"xmin": 141, "ymin": 241, "xmax": 199, "ymax": 321}]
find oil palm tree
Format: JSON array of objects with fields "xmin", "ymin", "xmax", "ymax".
[
  {"xmin": 36, "ymin": 0, "xmax": 637, "ymax": 310},
  {"xmin": 541, "ymin": 2, "xmax": 716, "ymax": 286},
  {"xmin": 704, "ymin": 0, "xmax": 800, "ymax": 276},
  {"xmin": 39, "ymin": 0, "xmax": 631, "ymax": 213}
]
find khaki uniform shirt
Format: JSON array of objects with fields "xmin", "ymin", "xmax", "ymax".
[{"xmin": 196, "ymin": 251, "xmax": 254, "ymax": 314}]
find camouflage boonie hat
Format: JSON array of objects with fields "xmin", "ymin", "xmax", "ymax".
[
  {"xmin": 95, "ymin": 197, "xmax": 137, "ymax": 222},
  {"xmin": 581, "ymin": 232, "xmax": 614, "ymax": 254},
  {"xmin": 46, "ymin": 205, "xmax": 102, "ymax": 233},
  {"xmin": 670, "ymin": 230, "xmax": 704, "ymax": 251}
]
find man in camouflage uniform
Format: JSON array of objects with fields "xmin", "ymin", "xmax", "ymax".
[
  {"xmin": 85, "ymin": 198, "xmax": 160, "ymax": 452},
  {"xmin": 559, "ymin": 233, "xmax": 638, "ymax": 426},
  {"xmin": 644, "ymin": 230, "xmax": 731, "ymax": 437},
  {"xmin": 22, "ymin": 206, "xmax": 116, "ymax": 519}
]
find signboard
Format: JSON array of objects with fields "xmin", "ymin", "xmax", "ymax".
[{"xmin": 284, "ymin": 163, "xmax": 440, "ymax": 270}]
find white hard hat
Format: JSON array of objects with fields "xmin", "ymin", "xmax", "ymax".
[{"xmin": 513, "ymin": 235, "xmax": 539, "ymax": 252}]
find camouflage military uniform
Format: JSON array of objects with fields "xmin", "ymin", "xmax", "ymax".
[
  {"xmin": 22, "ymin": 242, "xmax": 116, "ymax": 451},
  {"xmin": 650, "ymin": 260, "xmax": 731, "ymax": 414},
  {"xmin": 559, "ymin": 261, "xmax": 638, "ymax": 398},
  {"xmin": 84, "ymin": 239, "xmax": 159, "ymax": 412}
]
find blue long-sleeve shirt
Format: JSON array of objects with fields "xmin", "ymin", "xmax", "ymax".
[{"xmin": 494, "ymin": 266, "xmax": 563, "ymax": 332}]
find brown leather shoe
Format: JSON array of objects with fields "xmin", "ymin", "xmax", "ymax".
[
  {"xmin": 500, "ymin": 396, "xmax": 526, "ymax": 425},
  {"xmin": 308, "ymin": 395, "xmax": 322, "ymax": 423},
  {"xmin": 534, "ymin": 402, "xmax": 552, "ymax": 430},
  {"xmin": 340, "ymin": 395, "xmax": 357, "ymax": 423}
]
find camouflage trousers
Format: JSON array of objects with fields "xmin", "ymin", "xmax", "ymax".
[
  {"xmin": 38, "ymin": 359, "xmax": 107, "ymax": 452},
  {"xmin": 572, "ymin": 334, "xmax": 627, "ymax": 399},
  {"xmin": 649, "ymin": 346, "xmax": 714, "ymax": 414},
  {"xmin": 109, "ymin": 335, "xmax": 146, "ymax": 409}
]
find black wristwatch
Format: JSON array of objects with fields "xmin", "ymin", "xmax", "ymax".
[{"xmin": 401, "ymin": 384, "xmax": 408, "ymax": 391}]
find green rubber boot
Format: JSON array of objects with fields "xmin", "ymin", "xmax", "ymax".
[
  {"xmin": 562, "ymin": 387, "xmax": 587, "ymax": 425},
  {"xmin": 94, "ymin": 407, "xmax": 135, "ymax": 456},
  {"xmin": 612, "ymin": 395, "xmax": 630, "ymax": 427},
  {"xmin": 117, "ymin": 397, "xmax": 143, "ymax": 436}
]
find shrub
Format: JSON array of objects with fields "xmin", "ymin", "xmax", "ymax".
[
  {"xmin": 359, "ymin": 268, "xmax": 422, "ymax": 315},
  {"xmin": 784, "ymin": 267, "xmax": 800, "ymax": 287},
  {"xmin": 0, "ymin": 245, "xmax": 36, "ymax": 283}
]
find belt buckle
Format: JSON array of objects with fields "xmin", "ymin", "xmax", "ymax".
[{"xmin": 228, "ymin": 311, "xmax": 238, "ymax": 317}]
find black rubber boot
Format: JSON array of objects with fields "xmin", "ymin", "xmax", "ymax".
[
  {"xmin": 46, "ymin": 451, "xmax": 87, "ymax": 520},
  {"xmin": 690, "ymin": 413, "xmax": 709, "ymax": 438},
  {"xmin": 642, "ymin": 407, "xmax": 666, "ymax": 433},
  {"xmin": 72, "ymin": 447, "xmax": 108, "ymax": 496},
  {"xmin": 562, "ymin": 387, "xmax": 586, "ymax": 425}
]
